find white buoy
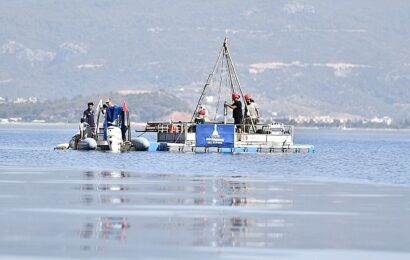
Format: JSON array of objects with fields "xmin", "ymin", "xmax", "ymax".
[
  {"xmin": 131, "ymin": 137, "xmax": 150, "ymax": 151},
  {"xmin": 77, "ymin": 138, "xmax": 97, "ymax": 150}
]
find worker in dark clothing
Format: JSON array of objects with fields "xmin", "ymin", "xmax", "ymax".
[
  {"xmin": 224, "ymin": 92, "xmax": 243, "ymax": 133},
  {"xmin": 83, "ymin": 102, "xmax": 96, "ymax": 136}
]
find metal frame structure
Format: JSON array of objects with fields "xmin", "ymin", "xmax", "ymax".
[{"xmin": 191, "ymin": 36, "xmax": 256, "ymax": 132}]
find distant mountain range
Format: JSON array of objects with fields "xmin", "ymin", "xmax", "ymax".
[{"xmin": 1, "ymin": 0, "xmax": 409, "ymax": 122}]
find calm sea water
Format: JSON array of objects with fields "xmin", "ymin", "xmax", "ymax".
[
  {"xmin": 0, "ymin": 124, "xmax": 410, "ymax": 259},
  {"xmin": 1, "ymin": 124, "xmax": 409, "ymax": 184}
]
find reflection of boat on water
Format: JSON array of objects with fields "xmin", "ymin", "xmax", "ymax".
[
  {"xmin": 138, "ymin": 37, "xmax": 314, "ymax": 153},
  {"xmin": 79, "ymin": 171, "xmax": 131, "ymax": 242}
]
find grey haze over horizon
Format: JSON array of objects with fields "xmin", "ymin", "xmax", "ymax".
[{"xmin": 1, "ymin": 0, "xmax": 409, "ymax": 120}]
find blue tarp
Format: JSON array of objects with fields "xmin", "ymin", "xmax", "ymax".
[
  {"xmin": 103, "ymin": 105, "xmax": 127, "ymax": 140},
  {"xmin": 196, "ymin": 124, "xmax": 235, "ymax": 148}
]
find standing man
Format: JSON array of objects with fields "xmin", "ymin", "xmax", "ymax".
[
  {"xmin": 83, "ymin": 102, "xmax": 96, "ymax": 137},
  {"xmin": 224, "ymin": 92, "xmax": 243, "ymax": 133},
  {"xmin": 244, "ymin": 93, "xmax": 260, "ymax": 133}
]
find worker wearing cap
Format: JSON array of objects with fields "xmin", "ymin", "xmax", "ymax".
[
  {"xmin": 244, "ymin": 94, "xmax": 260, "ymax": 133},
  {"xmin": 100, "ymin": 98, "xmax": 112, "ymax": 116},
  {"xmin": 224, "ymin": 92, "xmax": 243, "ymax": 132}
]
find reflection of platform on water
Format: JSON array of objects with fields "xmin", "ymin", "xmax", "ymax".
[
  {"xmin": 71, "ymin": 170, "xmax": 410, "ymax": 256},
  {"xmin": 81, "ymin": 194, "xmax": 129, "ymax": 205},
  {"xmin": 76, "ymin": 171, "xmax": 291, "ymax": 248},
  {"xmin": 218, "ymin": 217, "xmax": 287, "ymax": 247},
  {"xmin": 83, "ymin": 170, "xmax": 130, "ymax": 179},
  {"xmin": 80, "ymin": 217, "xmax": 130, "ymax": 241},
  {"xmin": 80, "ymin": 184, "xmax": 128, "ymax": 191}
]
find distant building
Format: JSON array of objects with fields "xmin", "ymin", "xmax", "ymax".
[
  {"xmin": 32, "ymin": 119, "xmax": 46, "ymax": 123},
  {"xmin": 11, "ymin": 97, "xmax": 38, "ymax": 104},
  {"xmin": 313, "ymin": 116, "xmax": 334, "ymax": 124},
  {"xmin": 117, "ymin": 89, "xmax": 152, "ymax": 95},
  {"xmin": 13, "ymin": 97, "xmax": 28, "ymax": 104},
  {"xmin": 8, "ymin": 117, "xmax": 22, "ymax": 122},
  {"xmin": 28, "ymin": 97, "xmax": 38, "ymax": 103},
  {"xmin": 370, "ymin": 116, "xmax": 393, "ymax": 125}
]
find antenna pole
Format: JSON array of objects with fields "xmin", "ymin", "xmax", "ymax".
[{"xmin": 223, "ymin": 37, "xmax": 235, "ymax": 92}]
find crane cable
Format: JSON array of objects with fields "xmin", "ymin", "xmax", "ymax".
[{"xmin": 214, "ymin": 57, "xmax": 225, "ymax": 121}]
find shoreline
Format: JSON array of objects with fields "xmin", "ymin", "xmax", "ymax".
[
  {"xmin": 1, "ymin": 121, "xmax": 410, "ymax": 132},
  {"xmin": 0, "ymin": 121, "xmax": 147, "ymax": 127},
  {"xmin": 296, "ymin": 126, "xmax": 410, "ymax": 132}
]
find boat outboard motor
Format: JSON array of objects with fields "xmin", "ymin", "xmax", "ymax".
[
  {"xmin": 104, "ymin": 105, "xmax": 127, "ymax": 152},
  {"xmin": 107, "ymin": 126, "xmax": 123, "ymax": 152}
]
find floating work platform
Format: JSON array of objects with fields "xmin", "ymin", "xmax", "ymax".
[
  {"xmin": 139, "ymin": 122, "xmax": 315, "ymax": 154},
  {"xmin": 134, "ymin": 37, "xmax": 315, "ymax": 155}
]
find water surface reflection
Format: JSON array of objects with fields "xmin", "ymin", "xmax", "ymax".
[
  {"xmin": 1, "ymin": 169, "xmax": 410, "ymax": 259},
  {"xmin": 79, "ymin": 171, "xmax": 132, "ymax": 247},
  {"xmin": 80, "ymin": 217, "xmax": 130, "ymax": 241},
  {"xmin": 75, "ymin": 171, "xmax": 294, "ymax": 250}
]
